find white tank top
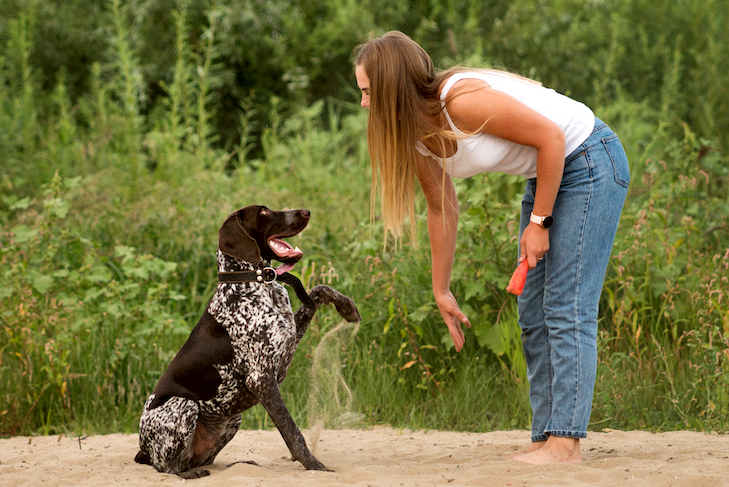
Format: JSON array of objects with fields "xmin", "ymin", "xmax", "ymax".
[{"xmin": 415, "ymin": 71, "xmax": 595, "ymax": 179}]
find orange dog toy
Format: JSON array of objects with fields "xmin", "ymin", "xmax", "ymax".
[{"xmin": 506, "ymin": 260, "xmax": 529, "ymax": 295}]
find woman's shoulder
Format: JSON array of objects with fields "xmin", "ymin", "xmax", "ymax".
[{"xmin": 439, "ymin": 71, "xmax": 492, "ymax": 100}]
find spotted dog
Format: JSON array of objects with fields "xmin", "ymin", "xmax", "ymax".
[{"xmin": 135, "ymin": 205, "xmax": 361, "ymax": 479}]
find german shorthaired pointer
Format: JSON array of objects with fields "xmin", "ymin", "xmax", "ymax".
[{"xmin": 134, "ymin": 205, "xmax": 360, "ymax": 478}]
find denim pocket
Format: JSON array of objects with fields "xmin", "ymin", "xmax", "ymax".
[{"xmin": 601, "ymin": 134, "xmax": 630, "ymax": 188}]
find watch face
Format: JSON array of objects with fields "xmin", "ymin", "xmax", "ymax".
[{"xmin": 543, "ymin": 215, "xmax": 554, "ymax": 229}]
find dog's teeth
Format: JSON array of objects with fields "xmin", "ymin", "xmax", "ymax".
[{"xmin": 294, "ymin": 246, "xmax": 301, "ymax": 252}]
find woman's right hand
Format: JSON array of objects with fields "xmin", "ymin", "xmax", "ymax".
[{"xmin": 435, "ymin": 291, "xmax": 471, "ymax": 352}]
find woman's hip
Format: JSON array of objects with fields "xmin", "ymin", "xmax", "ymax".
[{"xmin": 562, "ymin": 117, "xmax": 630, "ymax": 190}]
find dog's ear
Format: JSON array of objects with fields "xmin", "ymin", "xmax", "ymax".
[{"xmin": 218, "ymin": 207, "xmax": 261, "ymax": 263}]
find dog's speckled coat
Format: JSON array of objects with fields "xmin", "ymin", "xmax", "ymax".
[{"xmin": 135, "ymin": 206, "xmax": 360, "ymax": 479}]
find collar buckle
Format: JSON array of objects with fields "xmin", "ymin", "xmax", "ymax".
[{"xmin": 258, "ymin": 267, "xmax": 277, "ymax": 283}]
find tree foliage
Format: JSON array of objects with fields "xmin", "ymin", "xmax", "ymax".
[{"xmin": 0, "ymin": 0, "xmax": 727, "ymax": 435}]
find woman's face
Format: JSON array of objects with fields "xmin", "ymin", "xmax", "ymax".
[{"xmin": 355, "ymin": 64, "xmax": 371, "ymax": 108}]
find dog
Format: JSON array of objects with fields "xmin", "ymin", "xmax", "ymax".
[{"xmin": 134, "ymin": 205, "xmax": 361, "ymax": 478}]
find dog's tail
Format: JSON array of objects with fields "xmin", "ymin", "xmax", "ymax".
[{"xmin": 134, "ymin": 449, "xmax": 152, "ymax": 465}]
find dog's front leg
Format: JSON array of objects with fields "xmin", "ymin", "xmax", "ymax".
[
  {"xmin": 293, "ymin": 285, "xmax": 361, "ymax": 341},
  {"xmin": 252, "ymin": 380, "xmax": 330, "ymax": 471}
]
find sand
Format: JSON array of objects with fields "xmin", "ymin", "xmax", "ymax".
[{"xmin": 1, "ymin": 427, "xmax": 728, "ymax": 486}]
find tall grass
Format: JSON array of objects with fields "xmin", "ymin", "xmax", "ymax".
[{"xmin": 1, "ymin": 0, "xmax": 728, "ymax": 437}]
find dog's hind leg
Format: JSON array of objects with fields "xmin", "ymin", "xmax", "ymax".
[
  {"xmin": 138, "ymin": 395, "xmax": 210, "ymax": 479},
  {"xmin": 250, "ymin": 379, "xmax": 330, "ymax": 471},
  {"xmin": 196, "ymin": 413, "xmax": 241, "ymax": 467},
  {"xmin": 293, "ymin": 285, "xmax": 361, "ymax": 341}
]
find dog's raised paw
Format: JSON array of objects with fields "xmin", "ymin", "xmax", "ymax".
[
  {"xmin": 312, "ymin": 285, "xmax": 360, "ymax": 322},
  {"xmin": 336, "ymin": 300, "xmax": 361, "ymax": 323}
]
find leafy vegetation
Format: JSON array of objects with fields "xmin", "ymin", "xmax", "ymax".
[{"xmin": 1, "ymin": 0, "xmax": 727, "ymax": 436}]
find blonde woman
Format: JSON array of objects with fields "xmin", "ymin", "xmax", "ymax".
[{"xmin": 354, "ymin": 31, "xmax": 629, "ymax": 464}]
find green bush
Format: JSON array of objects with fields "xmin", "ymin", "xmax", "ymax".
[
  {"xmin": 0, "ymin": 173, "xmax": 189, "ymax": 434},
  {"xmin": 0, "ymin": 0, "xmax": 727, "ymax": 436}
]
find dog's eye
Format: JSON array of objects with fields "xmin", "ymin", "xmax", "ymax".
[{"xmin": 260, "ymin": 209, "xmax": 268, "ymax": 216}]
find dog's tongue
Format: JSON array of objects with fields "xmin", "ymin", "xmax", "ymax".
[
  {"xmin": 275, "ymin": 263, "xmax": 294, "ymax": 275},
  {"xmin": 268, "ymin": 237, "xmax": 302, "ymax": 275}
]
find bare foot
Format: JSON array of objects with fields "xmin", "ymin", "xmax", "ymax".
[
  {"xmin": 503, "ymin": 440, "xmax": 546, "ymax": 459},
  {"xmin": 510, "ymin": 437, "xmax": 582, "ymax": 464}
]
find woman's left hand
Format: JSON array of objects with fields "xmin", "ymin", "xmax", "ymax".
[{"xmin": 520, "ymin": 223, "xmax": 550, "ymax": 269}]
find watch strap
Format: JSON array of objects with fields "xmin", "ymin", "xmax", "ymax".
[{"xmin": 529, "ymin": 212, "xmax": 553, "ymax": 228}]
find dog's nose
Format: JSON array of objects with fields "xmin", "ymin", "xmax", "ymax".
[{"xmin": 301, "ymin": 209, "xmax": 310, "ymax": 219}]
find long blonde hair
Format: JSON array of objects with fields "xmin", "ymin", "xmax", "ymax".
[{"xmin": 353, "ymin": 31, "xmax": 535, "ymax": 243}]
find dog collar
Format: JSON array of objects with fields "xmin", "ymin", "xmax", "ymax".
[
  {"xmin": 219, "ymin": 267, "xmax": 277, "ymax": 283},
  {"xmin": 218, "ymin": 268, "xmax": 316, "ymax": 309}
]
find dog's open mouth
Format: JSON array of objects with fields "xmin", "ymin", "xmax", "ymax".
[{"xmin": 268, "ymin": 237, "xmax": 303, "ymax": 275}]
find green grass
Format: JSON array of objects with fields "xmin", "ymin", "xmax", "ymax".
[{"xmin": 1, "ymin": 0, "xmax": 728, "ymax": 437}]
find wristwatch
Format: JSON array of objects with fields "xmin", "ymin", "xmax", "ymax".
[{"xmin": 530, "ymin": 212, "xmax": 554, "ymax": 229}]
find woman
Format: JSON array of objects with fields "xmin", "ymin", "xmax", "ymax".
[{"xmin": 354, "ymin": 31, "xmax": 629, "ymax": 464}]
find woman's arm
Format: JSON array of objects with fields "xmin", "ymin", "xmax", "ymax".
[
  {"xmin": 415, "ymin": 154, "xmax": 471, "ymax": 352},
  {"xmin": 447, "ymin": 80, "xmax": 565, "ymax": 268}
]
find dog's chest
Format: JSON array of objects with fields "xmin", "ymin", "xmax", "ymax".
[{"xmin": 207, "ymin": 282, "xmax": 298, "ymax": 394}]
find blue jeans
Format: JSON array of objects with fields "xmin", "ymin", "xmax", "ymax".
[{"xmin": 518, "ymin": 118, "xmax": 629, "ymax": 442}]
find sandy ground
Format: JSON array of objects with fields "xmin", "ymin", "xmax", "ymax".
[{"xmin": 1, "ymin": 427, "xmax": 728, "ymax": 486}]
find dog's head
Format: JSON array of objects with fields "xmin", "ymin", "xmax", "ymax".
[{"xmin": 218, "ymin": 205, "xmax": 309, "ymax": 270}]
